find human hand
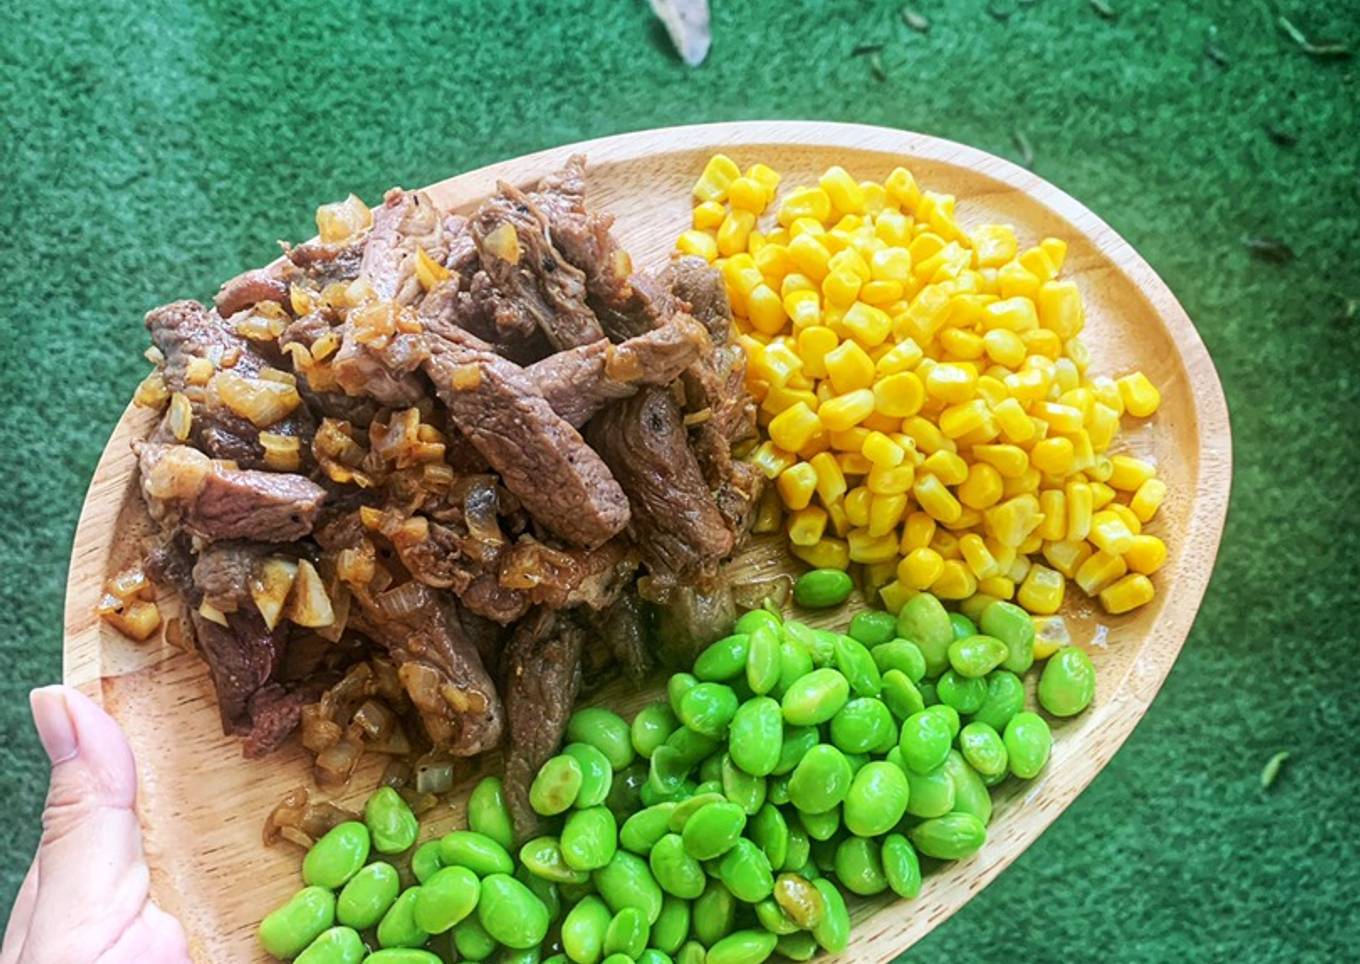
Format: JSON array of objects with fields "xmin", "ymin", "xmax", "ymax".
[{"xmin": 1, "ymin": 686, "xmax": 189, "ymax": 964}]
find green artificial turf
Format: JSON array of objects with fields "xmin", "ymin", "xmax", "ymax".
[{"xmin": 2, "ymin": 0, "xmax": 1358, "ymax": 959}]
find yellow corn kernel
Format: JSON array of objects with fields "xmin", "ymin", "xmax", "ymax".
[
  {"xmin": 1030, "ymin": 487, "xmax": 1063, "ymax": 539},
  {"xmin": 1033, "ymin": 280, "xmax": 1085, "ymax": 342},
  {"xmin": 869, "ymin": 246, "xmax": 913, "ymax": 285},
  {"xmin": 1075, "ymin": 550, "xmax": 1128, "ymax": 596},
  {"xmin": 931, "ymin": 560, "xmax": 978, "ymax": 600},
  {"xmin": 1088, "ymin": 455, "xmax": 1114, "ymax": 482},
  {"xmin": 1003, "ymin": 366, "xmax": 1049, "ymax": 403},
  {"xmin": 788, "ymin": 233, "xmax": 832, "ymax": 282},
  {"xmin": 859, "ymin": 279, "xmax": 904, "ymax": 305},
  {"xmin": 728, "ymin": 176, "xmax": 769, "ymax": 213},
  {"xmin": 1099, "ymin": 573, "xmax": 1155, "ymax": 615},
  {"xmin": 749, "ymin": 340, "xmax": 799, "ymax": 386},
  {"xmin": 819, "ymin": 165, "xmax": 866, "ymax": 215},
  {"xmin": 788, "ymin": 506, "xmax": 828, "ymax": 546},
  {"xmin": 1125, "ymin": 534, "xmax": 1167, "ymax": 575},
  {"xmin": 1117, "ymin": 371, "xmax": 1161, "ymax": 417},
  {"xmin": 914, "ymin": 241, "xmax": 969, "ymax": 283},
  {"xmin": 779, "ymin": 186, "xmax": 834, "ymax": 227},
  {"xmin": 755, "ymin": 241, "xmax": 793, "ymax": 278},
  {"xmin": 1032, "ymin": 614, "xmax": 1070, "ymax": 659},
  {"xmin": 694, "ymin": 200, "xmax": 727, "ymax": 230},
  {"xmin": 747, "ymin": 162, "xmax": 781, "ymax": 199},
  {"xmin": 913, "ymin": 474, "xmax": 962, "ymax": 524},
  {"xmin": 747, "ymin": 231, "xmax": 767, "ymax": 255},
  {"xmin": 864, "ymin": 372, "xmax": 921, "ymax": 421},
  {"xmin": 842, "ymin": 528, "xmax": 896, "ymax": 565},
  {"xmin": 899, "ymin": 283, "xmax": 952, "ymax": 343},
  {"xmin": 784, "ymin": 289, "xmax": 823, "ymax": 330},
  {"xmin": 819, "ymin": 389, "xmax": 876, "ymax": 431},
  {"xmin": 1087, "ymin": 374, "xmax": 1124, "ymax": 413},
  {"xmin": 978, "ymin": 576, "xmax": 1015, "ymax": 600},
  {"xmin": 896, "ymin": 547, "xmax": 942, "ymax": 590},
  {"xmin": 923, "ymin": 450, "xmax": 968, "ymax": 486},
  {"xmin": 1130, "ymin": 478, "xmax": 1168, "ymax": 522},
  {"xmin": 861, "ymin": 431, "xmax": 904, "ymax": 468},
  {"xmin": 942, "ymin": 506, "xmax": 984, "ymax": 532},
  {"xmin": 1059, "ymin": 388, "xmax": 1093, "ymax": 420},
  {"xmin": 1089, "ymin": 510, "xmax": 1136, "ymax": 555},
  {"xmin": 956, "ymin": 463, "xmax": 1004, "ymax": 510},
  {"xmin": 875, "ymin": 339, "xmax": 925, "ymax": 376},
  {"xmin": 1086, "ymin": 402, "xmax": 1120, "ymax": 452},
  {"xmin": 822, "ymin": 268, "xmax": 862, "ymax": 309},
  {"xmin": 1089, "ymin": 481, "xmax": 1117, "ymax": 510},
  {"xmin": 842, "ymin": 302, "xmax": 891, "ymax": 347},
  {"xmin": 973, "ymin": 443, "xmax": 1029, "ymax": 478},
  {"xmin": 958, "ymin": 533, "xmax": 1002, "ymax": 580},
  {"xmin": 808, "ymin": 451, "xmax": 848, "ymax": 506},
  {"xmin": 677, "ymin": 229, "xmax": 719, "ymax": 262},
  {"xmin": 985, "ymin": 399, "xmax": 1030, "ymax": 445},
  {"xmin": 825, "ymin": 499, "xmax": 851, "ymax": 537},
  {"xmin": 884, "ymin": 167, "xmax": 922, "ymax": 210},
  {"xmin": 791, "ymin": 537, "xmax": 850, "ymax": 570},
  {"xmin": 972, "ymin": 224, "xmax": 1018, "ymax": 268},
  {"xmin": 693, "ymin": 154, "xmax": 740, "ymax": 203},
  {"xmin": 829, "ymin": 427, "xmax": 871, "ymax": 454},
  {"xmin": 930, "ymin": 529, "xmax": 961, "ymax": 560},
  {"xmin": 998, "ymin": 262, "xmax": 1041, "ymax": 301},
  {"xmin": 768, "ymin": 403, "xmax": 821, "ymax": 455},
  {"xmin": 821, "ymin": 342, "xmax": 872, "ymax": 395},
  {"xmin": 985, "ymin": 494, "xmax": 1043, "ymax": 548},
  {"xmin": 937, "ymin": 400, "xmax": 989, "ymax": 439},
  {"xmin": 1107, "ymin": 503, "xmax": 1143, "ymax": 535},
  {"xmin": 782, "ymin": 272, "xmax": 817, "ymax": 296},
  {"xmin": 1030, "ymin": 436, "xmax": 1076, "ymax": 475},
  {"xmin": 1033, "ymin": 401, "xmax": 1085, "ymax": 435},
  {"xmin": 860, "ymin": 180, "xmax": 889, "ymax": 215},
  {"xmin": 954, "ymin": 593, "xmax": 997, "ymax": 624},
  {"xmin": 717, "ymin": 209, "xmax": 756, "ymax": 258},
  {"xmin": 867, "ymin": 462, "xmax": 915, "ymax": 495},
  {"xmin": 828, "ymin": 248, "xmax": 871, "ymax": 282},
  {"xmin": 897, "ymin": 423, "xmax": 949, "ymax": 461},
  {"xmin": 1042, "ymin": 539, "xmax": 1093, "ymax": 579},
  {"xmin": 799, "ymin": 430, "xmax": 832, "ymax": 460},
  {"xmin": 874, "ymin": 208, "xmax": 913, "ymax": 246},
  {"xmin": 983, "ymin": 298, "xmax": 1040, "ymax": 336},
  {"xmin": 1003, "ymin": 466, "xmax": 1042, "ymax": 498},
  {"xmin": 777, "ymin": 462, "xmax": 819, "ymax": 511},
  {"xmin": 750, "ymin": 485, "xmax": 783, "ymax": 534},
  {"xmin": 1040, "ymin": 237, "xmax": 1068, "ymax": 271},
  {"xmin": 877, "ymin": 579, "xmax": 916, "ymax": 615},
  {"xmin": 761, "ymin": 384, "xmax": 817, "ymax": 417},
  {"xmin": 750, "ymin": 440, "xmax": 796, "ymax": 479},
  {"xmin": 1007, "ymin": 554, "xmax": 1032, "ymax": 585},
  {"xmin": 1018, "ymin": 247, "xmax": 1057, "ymax": 283},
  {"xmin": 1065, "ymin": 480, "xmax": 1093, "ymax": 540},
  {"xmin": 868, "ymin": 493, "xmax": 908, "ymax": 537},
  {"xmin": 746, "ymin": 284, "xmax": 787, "ymax": 335},
  {"xmin": 975, "ymin": 375, "xmax": 1008, "ymax": 408},
  {"xmin": 792, "ymin": 326, "xmax": 834, "ymax": 378},
  {"xmin": 980, "ymin": 328, "xmax": 1024, "ymax": 368},
  {"xmin": 844, "ymin": 484, "xmax": 872, "ymax": 526},
  {"xmin": 924, "ymin": 362, "xmax": 977, "ymax": 403},
  {"xmin": 1108, "ymin": 455, "xmax": 1157, "ymax": 492},
  {"xmin": 834, "ymin": 453, "xmax": 868, "ymax": 480},
  {"xmin": 863, "ymin": 560, "xmax": 899, "ymax": 598},
  {"xmin": 901, "ymin": 511, "xmax": 936, "ymax": 552},
  {"xmin": 1017, "ymin": 563, "xmax": 1065, "ymax": 615}
]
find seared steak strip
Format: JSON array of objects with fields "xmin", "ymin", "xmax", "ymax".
[
  {"xmin": 192, "ymin": 541, "xmax": 269, "ymax": 613},
  {"xmin": 587, "ymin": 387, "xmax": 733, "ymax": 579},
  {"xmin": 592, "ymin": 591, "xmax": 652, "ymax": 682},
  {"xmin": 214, "ymin": 269, "xmax": 289, "ymax": 318},
  {"xmin": 361, "ymin": 188, "xmax": 448, "ymax": 305},
  {"xmin": 502, "ymin": 609, "xmax": 584, "ymax": 841},
  {"xmin": 422, "ymin": 321, "xmax": 629, "ymax": 548},
  {"xmin": 664, "ymin": 255, "xmax": 734, "ymax": 344}
]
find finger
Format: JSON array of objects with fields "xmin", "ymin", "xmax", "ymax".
[
  {"xmin": 100, "ymin": 902, "xmax": 192, "ymax": 964},
  {"xmin": 20, "ymin": 686, "xmax": 152, "ymax": 960},
  {"xmin": 0, "ymin": 858, "xmax": 38, "ymax": 964}
]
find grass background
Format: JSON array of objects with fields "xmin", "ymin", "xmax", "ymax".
[{"xmin": 2, "ymin": 0, "xmax": 1358, "ymax": 960}]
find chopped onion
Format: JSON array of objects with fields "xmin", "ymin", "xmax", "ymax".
[
  {"xmin": 286, "ymin": 559, "xmax": 335, "ymax": 628},
  {"xmin": 249, "ymin": 557, "xmax": 298, "ymax": 631},
  {"xmin": 314, "ymin": 737, "xmax": 362, "ymax": 787},
  {"xmin": 376, "ymin": 581, "xmax": 429, "ymax": 619},
  {"xmin": 415, "ymin": 760, "xmax": 455, "ymax": 794}
]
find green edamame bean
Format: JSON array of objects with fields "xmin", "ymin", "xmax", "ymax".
[
  {"xmin": 834, "ymin": 836, "xmax": 888, "ymax": 896},
  {"xmin": 498, "ymin": 949, "xmax": 542, "ymax": 964},
  {"xmin": 721, "ymin": 754, "xmax": 767, "ymax": 814},
  {"xmin": 774, "ymin": 638, "xmax": 814, "ymax": 700},
  {"xmin": 517, "ymin": 864, "xmax": 561, "ymax": 922},
  {"xmin": 793, "ymin": 568, "xmax": 853, "ymax": 608},
  {"xmin": 694, "ymin": 634, "xmax": 750, "ymax": 682},
  {"xmin": 942, "ymin": 750, "xmax": 993, "ymax": 825},
  {"xmin": 532, "ymin": 755, "xmax": 585, "ymax": 815},
  {"xmin": 364, "ymin": 950, "xmax": 443, "ymax": 964},
  {"xmin": 881, "ymin": 834, "xmax": 922, "ymax": 899},
  {"xmin": 477, "ymin": 873, "xmax": 550, "ymax": 949},
  {"xmin": 647, "ymin": 745, "xmax": 691, "ymax": 799},
  {"xmin": 678, "ymin": 682, "xmax": 739, "ymax": 737},
  {"xmin": 651, "ymin": 895, "xmax": 690, "ymax": 954},
  {"xmin": 782, "ymin": 826, "xmax": 811, "ymax": 872},
  {"xmin": 604, "ymin": 906, "xmax": 650, "ymax": 959},
  {"xmin": 681, "ymin": 801, "xmax": 747, "ymax": 859},
  {"xmin": 833, "ymin": 635, "xmax": 882, "ymax": 697},
  {"xmin": 949, "ymin": 612, "xmax": 978, "ymax": 640},
  {"xmin": 698, "ymin": 752, "xmax": 725, "ymax": 785},
  {"xmin": 772, "ymin": 872, "xmax": 824, "ymax": 928},
  {"xmin": 302, "ymin": 821, "xmax": 370, "ymax": 890},
  {"xmin": 736, "ymin": 607, "xmax": 782, "ymax": 635},
  {"xmin": 677, "ymin": 941, "xmax": 707, "ymax": 964},
  {"xmin": 453, "ymin": 915, "xmax": 498, "ymax": 961},
  {"xmin": 568, "ymin": 707, "xmax": 636, "ymax": 771},
  {"xmin": 521, "ymin": 836, "xmax": 590, "ymax": 884},
  {"xmin": 981, "ymin": 600, "xmax": 1036, "ymax": 675},
  {"xmin": 336, "ymin": 861, "xmax": 399, "ymax": 930},
  {"xmin": 810, "ymin": 878, "xmax": 849, "ymax": 954},
  {"xmin": 746, "ymin": 624, "xmax": 782, "ymax": 695},
  {"xmin": 810, "ymin": 835, "xmax": 839, "ymax": 874},
  {"xmin": 631, "ymin": 703, "xmax": 680, "ymax": 759},
  {"xmin": 413, "ymin": 865, "xmax": 480, "ymax": 934},
  {"xmin": 468, "ymin": 776, "xmax": 516, "ymax": 852},
  {"xmin": 665, "ymin": 726, "xmax": 720, "ymax": 767},
  {"xmin": 772, "ymin": 725, "xmax": 818, "ymax": 776},
  {"xmin": 754, "ymin": 897, "xmax": 800, "ymax": 935},
  {"xmin": 607, "ymin": 761, "xmax": 648, "ymax": 819},
  {"xmin": 959, "ymin": 722, "xmax": 1008, "ymax": 777},
  {"xmin": 641, "ymin": 776, "xmax": 697, "ymax": 808},
  {"xmin": 562, "ymin": 895, "xmax": 611, "ymax": 964},
  {"xmin": 788, "ymin": 744, "xmax": 852, "ymax": 814},
  {"xmin": 620, "ymin": 802, "xmax": 677, "ymax": 854},
  {"xmin": 594, "ymin": 850, "xmax": 664, "ymax": 923},
  {"xmin": 767, "ymin": 773, "xmax": 790, "ymax": 805},
  {"xmin": 904, "ymin": 763, "xmax": 956, "ymax": 818},
  {"xmin": 947, "ymin": 634, "xmax": 1010, "ymax": 678},
  {"xmin": 908, "ymin": 812, "xmax": 987, "ymax": 860},
  {"xmin": 691, "ymin": 879, "xmax": 736, "ymax": 946},
  {"xmin": 748, "ymin": 804, "xmax": 789, "ymax": 870},
  {"xmin": 565, "ymin": 743, "xmax": 616, "ymax": 809},
  {"xmin": 545, "ymin": 955, "xmax": 570, "ymax": 964},
  {"xmin": 1004, "ymin": 711, "xmax": 1052, "ymax": 779},
  {"xmin": 668, "ymin": 673, "xmax": 700, "ymax": 715},
  {"xmin": 871, "ymin": 640, "xmax": 927, "ymax": 683},
  {"xmin": 898, "ymin": 709, "xmax": 953, "ymax": 774},
  {"xmin": 727, "ymin": 697, "xmax": 783, "ymax": 777},
  {"xmin": 829, "ymin": 697, "xmax": 896, "ymax": 754},
  {"xmin": 561, "ymin": 806, "xmax": 618, "ymax": 872},
  {"xmin": 718, "ymin": 838, "xmax": 775, "ymax": 902},
  {"xmin": 1038, "ymin": 646, "xmax": 1096, "ymax": 717},
  {"xmin": 668, "ymin": 792, "xmax": 727, "ymax": 832},
  {"xmin": 918, "ymin": 679, "xmax": 939, "ymax": 707},
  {"xmin": 896, "ymin": 593, "xmax": 954, "ymax": 677},
  {"xmin": 259, "ymin": 885, "xmax": 336, "ymax": 958},
  {"xmin": 781, "ymin": 668, "xmax": 850, "ymax": 726},
  {"xmin": 843, "ymin": 761, "xmax": 910, "ymax": 836},
  {"xmin": 931, "ymin": 702, "xmax": 961, "ymax": 738},
  {"xmin": 937, "ymin": 670, "xmax": 988, "ymax": 714},
  {"xmin": 708, "ymin": 929, "xmax": 779, "ymax": 964},
  {"xmin": 363, "ymin": 788, "xmax": 418, "ymax": 855},
  {"xmin": 775, "ymin": 932, "xmax": 819, "ymax": 962},
  {"xmin": 439, "ymin": 831, "xmax": 515, "ymax": 877},
  {"xmin": 849, "ymin": 609, "xmax": 898, "ymax": 647},
  {"xmin": 880, "ymin": 670, "xmax": 925, "ymax": 721},
  {"xmin": 797, "ymin": 806, "xmax": 840, "ymax": 841},
  {"xmin": 650, "ymin": 833, "xmax": 707, "ymax": 898},
  {"xmin": 411, "ymin": 842, "xmax": 443, "ymax": 884},
  {"xmin": 377, "ymin": 888, "xmax": 428, "ymax": 949},
  {"xmin": 790, "ymin": 622, "xmax": 840, "ymax": 667},
  {"xmin": 637, "ymin": 950, "xmax": 673, "ymax": 964},
  {"xmin": 294, "ymin": 926, "xmax": 364, "ymax": 964},
  {"xmin": 971, "ymin": 670, "xmax": 1026, "ymax": 732}
]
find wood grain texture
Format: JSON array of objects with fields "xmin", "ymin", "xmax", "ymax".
[{"xmin": 62, "ymin": 121, "xmax": 1231, "ymax": 962}]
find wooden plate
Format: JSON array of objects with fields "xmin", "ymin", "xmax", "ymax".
[{"xmin": 62, "ymin": 121, "xmax": 1231, "ymax": 962}]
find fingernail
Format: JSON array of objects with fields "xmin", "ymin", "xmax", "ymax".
[{"xmin": 31, "ymin": 687, "xmax": 78, "ymax": 765}]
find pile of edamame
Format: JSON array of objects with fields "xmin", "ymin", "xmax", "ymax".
[{"xmin": 259, "ymin": 587, "xmax": 1096, "ymax": 963}]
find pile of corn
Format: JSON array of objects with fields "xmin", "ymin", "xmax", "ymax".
[{"xmin": 676, "ymin": 155, "xmax": 1168, "ymax": 619}]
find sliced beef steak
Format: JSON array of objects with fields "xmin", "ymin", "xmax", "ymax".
[
  {"xmin": 192, "ymin": 541, "xmax": 268, "ymax": 613},
  {"xmin": 592, "ymin": 591, "xmax": 651, "ymax": 682},
  {"xmin": 190, "ymin": 607, "xmax": 284, "ymax": 740},
  {"xmin": 361, "ymin": 188, "xmax": 448, "ymax": 305},
  {"xmin": 665, "ymin": 255, "xmax": 733, "ymax": 343},
  {"xmin": 214, "ymin": 268, "xmax": 289, "ymax": 318}
]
